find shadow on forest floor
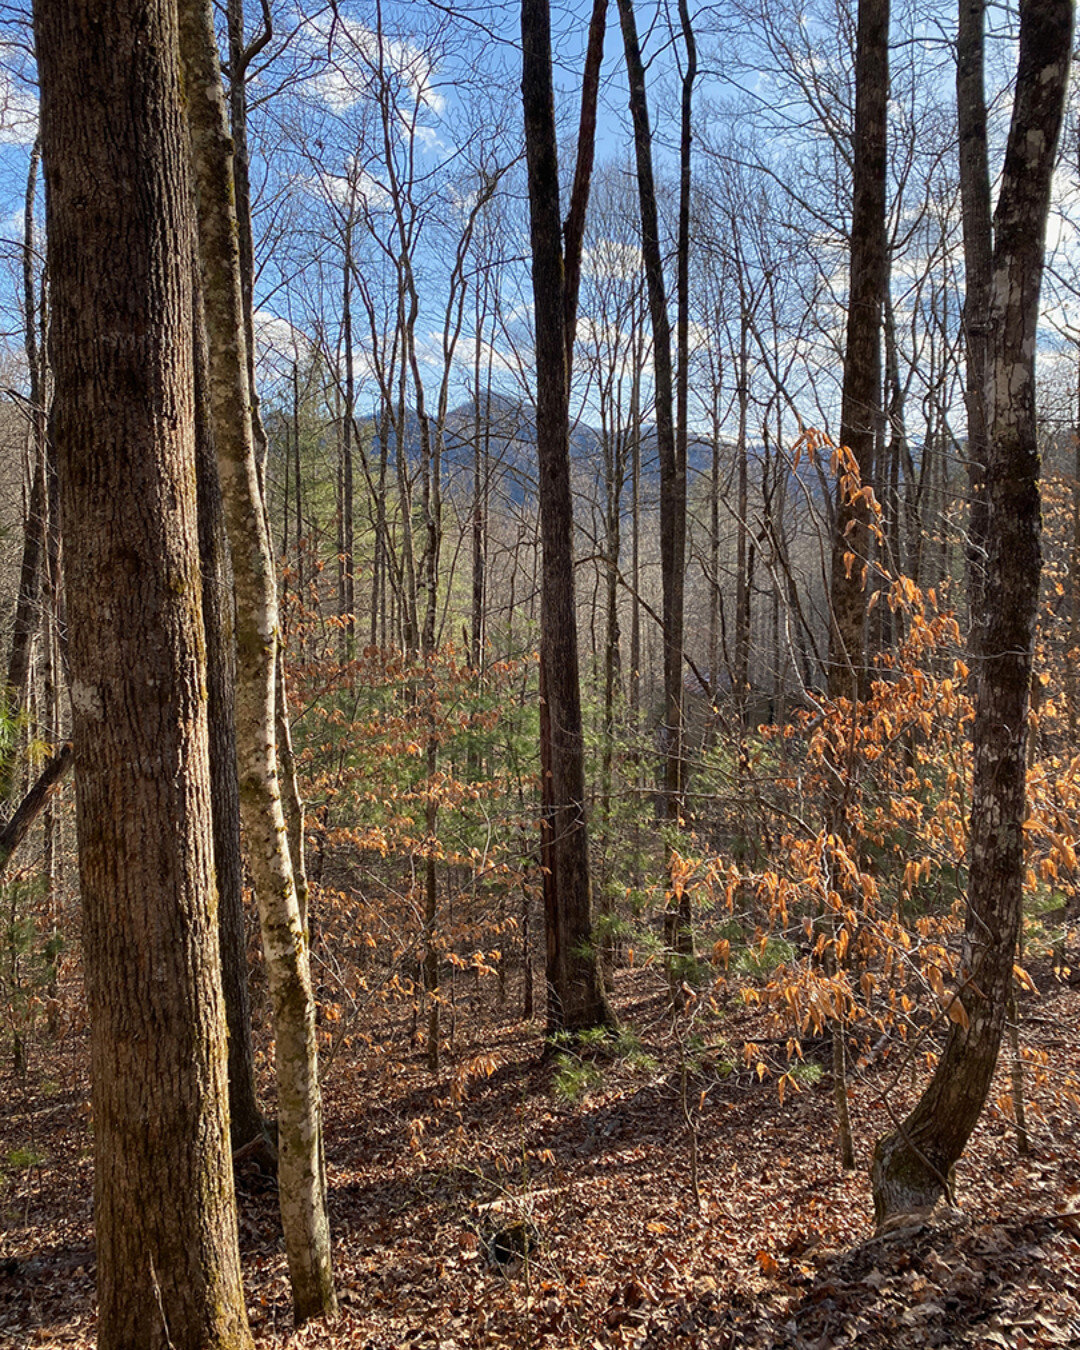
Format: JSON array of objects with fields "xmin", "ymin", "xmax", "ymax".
[{"xmin": 3, "ymin": 964, "xmax": 1080, "ymax": 1347}]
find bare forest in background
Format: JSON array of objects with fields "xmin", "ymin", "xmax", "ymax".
[{"xmin": 2, "ymin": 0, "xmax": 1080, "ymax": 1345}]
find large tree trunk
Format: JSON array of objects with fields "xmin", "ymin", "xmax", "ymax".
[
  {"xmin": 871, "ymin": 0, "xmax": 1072, "ymax": 1226},
  {"xmin": 522, "ymin": 0, "xmax": 613, "ymax": 1036},
  {"xmin": 32, "ymin": 1, "xmax": 252, "ymax": 1343},
  {"xmin": 178, "ymin": 0, "xmax": 336, "ymax": 1322}
]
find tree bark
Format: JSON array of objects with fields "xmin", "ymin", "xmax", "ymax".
[
  {"xmin": 957, "ymin": 0, "xmax": 993, "ymax": 629},
  {"xmin": 522, "ymin": 0, "xmax": 613, "ymax": 1036},
  {"xmin": 32, "ymin": 1, "xmax": 252, "ymax": 1341},
  {"xmin": 616, "ymin": 0, "xmax": 693, "ymax": 993},
  {"xmin": 193, "ymin": 277, "xmax": 264, "ymax": 1154},
  {"xmin": 178, "ymin": 0, "xmax": 336, "ymax": 1320},
  {"xmin": 827, "ymin": 0, "xmax": 889, "ymax": 704},
  {"xmin": 871, "ymin": 0, "xmax": 1072, "ymax": 1225}
]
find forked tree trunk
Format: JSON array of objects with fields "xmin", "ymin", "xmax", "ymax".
[
  {"xmin": 871, "ymin": 0, "xmax": 1071, "ymax": 1225},
  {"xmin": 32, "ymin": 1, "xmax": 252, "ymax": 1342},
  {"xmin": 522, "ymin": 0, "xmax": 613, "ymax": 1036},
  {"xmin": 178, "ymin": 0, "xmax": 336, "ymax": 1321}
]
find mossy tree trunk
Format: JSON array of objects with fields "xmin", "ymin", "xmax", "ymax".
[
  {"xmin": 178, "ymin": 0, "xmax": 336, "ymax": 1322},
  {"xmin": 193, "ymin": 279, "xmax": 265, "ymax": 1153}
]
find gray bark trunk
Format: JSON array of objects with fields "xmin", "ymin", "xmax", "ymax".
[{"xmin": 193, "ymin": 278, "xmax": 264, "ymax": 1153}]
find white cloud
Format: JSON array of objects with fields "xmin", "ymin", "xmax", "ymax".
[
  {"xmin": 301, "ymin": 158, "xmax": 391, "ymax": 215},
  {"xmin": 304, "ymin": 12, "xmax": 445, "ymax": 120}
]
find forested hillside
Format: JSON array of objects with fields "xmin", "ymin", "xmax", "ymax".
[{"xmin": 1, "ymin": 0, "xmax": 1079, "ymax": 1345}]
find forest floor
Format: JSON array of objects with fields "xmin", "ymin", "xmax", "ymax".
[{"xmin": 3, "ymin": 962, "xmax": 1080, "ymax": 1349}]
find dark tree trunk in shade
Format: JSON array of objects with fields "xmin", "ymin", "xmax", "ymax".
[
  {"xmin": 827, "ymin": 0, "xmax": 889, "ymax": 704},
  {"xmin": 957, "ymin": 0, "xmax": 993, "ymax": 630},
  {"xmin": 0, "ymin": 741, "xmax": 71, "ymax": 877},
  {"xmin": 32, "ymin": 0, "xmax": 252, "ymax": 1343},
  {"xmin": 521, "ymin": 0, "xmax": 613, "ymax": 1036},
  {"xmin": 871, "ymin": 0, "xmax": 1072, "ymax": 1225},
  {"xmin": 823, "ymin": 0, "xmax": 889, "ymax": 1172}
]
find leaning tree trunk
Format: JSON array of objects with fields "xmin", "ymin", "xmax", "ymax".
[
  {"xmin": 178, "ymin": 0, "xmax": 336, "ymax": 1322},
  {"xmin": 871, "ymin": 0, "xmax": 1072, "ymax": 1226},
  {"xmin": 32, "ymin": 0, "xmax": 253, "ymax": 1343},
  {"xmin": 0, "ymin": 742, "xmax": 71, "ymax": 878}
]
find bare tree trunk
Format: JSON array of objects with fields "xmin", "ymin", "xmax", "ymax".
[
  {"xmin": 178, "ymin": 0, "xmax": 336, "ymax": 1320},
  {"xmin": 957, "ymin": 0, "xmax": 993, "ymax": 630},
  {"xmin": 193, "ymin": 279, "xmax": 264, "ymax": 1153},
  {"xmin": 871, "ymin": 0, "xmax": 1071, "ymax": 1225},
  {"xmin": 616, "ymin": 0, "xmax": 693, "ymax": 996},
  {"xmin": 827, "ymin": 0, "xmax": 889, "ymax": 705},
  {"xmin": 33, "ymin": 0, "xmax": 252, "ymax": 1339},
  {"xmin": 225, "ymin": 0, "xmax": 271, "ymax": 486},
  {"xmin": 0, "ymin": 742, "xmax": 71, "ymax": 878},
  {"xmin": 1, "ymin": 137, "xmax": 47, "ymax": 806},
  {"xmin": 522, "ymin": 0, "xmax": 613, "ymax": 1036},
  {"xmin": 820, "ymin": 0, "xmax": 890, "ymax": 1173},
  {"xmin": 340, "ymin": 240, "xmax": 356, "ymax": 658}
]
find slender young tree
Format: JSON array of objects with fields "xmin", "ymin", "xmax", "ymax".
[
  {"xmin": 871, "ymin": 0, "xmax": 1072, "ymax": 1224},
  {"xmin": 817, "ymin": 0, "xmax": 890, "ymax": 1173},
  {"xmin": 957, "ymin": 0, "xmax": 993, "ymax": 624},
  {"xmin": 5, "ymin": 135, "xmax": 46, "ymax": 727},
  {"xmin": 32, "ymin": 0, "xmax": 252, "ymax": 1343},
  {"xmin": 616, "ymin": 0, "xmax": 694, "ymax": 994},
  {"xmin": 193, "ymin": 278, "xmax": 265, "ymax": 1155}
]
